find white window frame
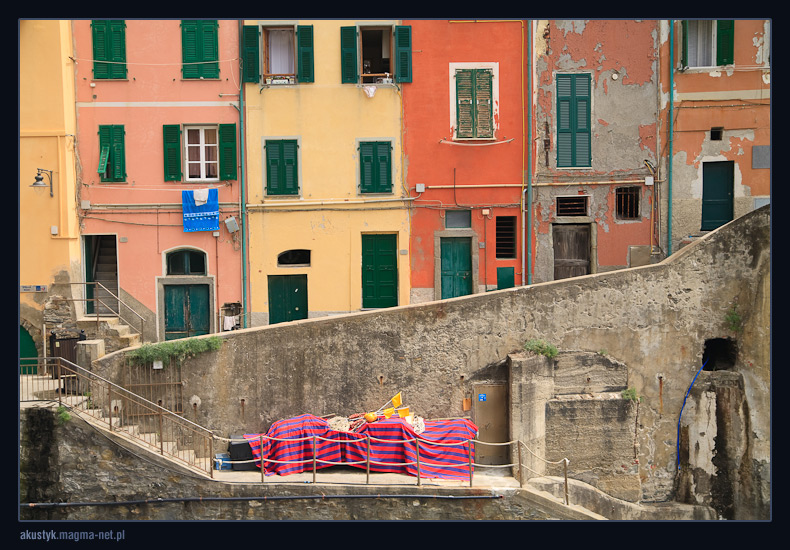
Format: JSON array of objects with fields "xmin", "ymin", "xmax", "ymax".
[{"xmin": 184, "ymin": 125, "xmax": 219, "ymax": 182}]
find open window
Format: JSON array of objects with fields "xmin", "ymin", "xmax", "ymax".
[
  {"xmin": 242, "ymin": 24, "xmax": 314, "ymax": 84},
  {"xmin": 681, "ymin": 20, "xmax": 734, "ymax": 69},
  {"xmin": 341, "ymin": 25, "xmax": 412, "ymax": 84}
]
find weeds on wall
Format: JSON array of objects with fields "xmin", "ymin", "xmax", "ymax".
[
  {"xmin": 56, "ymin": 406, "xmax": 71, "ymax": 425},
  {"xmin": 127, "ymin": 336, "xmax": 223, "ymax": 367},
  {"xmin": 524, "ymin": 339, "xmax": 558, "ymax": 359},
  {"xmin": 724, "ymin": 303, "xmax": 743, "ymax": 333}
]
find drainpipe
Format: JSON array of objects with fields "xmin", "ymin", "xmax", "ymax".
[
  {"xmin": 526, "ymin": 20, "xmax": 533, "ymax": 285},
  {"xmin": 238, "ymin": 20, "xmax": 249, "ymax": 327},
  {"xmin": 668, "ymin": 20, "xmax": 674, "ymax": 256}
]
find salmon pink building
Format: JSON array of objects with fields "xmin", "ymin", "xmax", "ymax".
[{"xmin": 73, "ymin": 20, "xmax": 244, "ymax": 343}]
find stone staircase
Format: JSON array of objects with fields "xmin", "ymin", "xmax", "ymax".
[
  {"xmin": 77, "ymin": 317, "xmax": 142, "ymax": 354},
  {"xmin": 63, "ymin": 391, "xmax": 212, "ymax": 476}
]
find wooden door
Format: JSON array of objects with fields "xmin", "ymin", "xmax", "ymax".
[
  {"xmin": 164, "ymin": 284, "xmax": 210, "ymax": 340},
  {"xmin": 701, "ymin": 161, "xmax": 734, "ymax": 230},
  {"xmin": 268, "ymin": 275, "xmax": 308, "ymax": 324},
  {"xmin": 362, "ymin": 234, "xmax": 398, "ymax": 308},
  {"xmin": 553, "ymin": 224, "xmax": 590, "ymax": 280},
  {"xmin": 440, "ymin": 237, "xmax": 473, "ymax": 299}
]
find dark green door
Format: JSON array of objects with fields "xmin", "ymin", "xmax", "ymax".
[
  {"xmin": 164, "ymin": 285, "xmax": 210, "ymax": 340},
  {"xmin": 362, "ymin": 234, "xmax": 398, "ymax": 308},
  {"xmin": 441, "ymin": 237, "xmax": 473, "ymax": 299},
  {"xmin": 19, "ymin": 326, "xmax": 38, "ymax": 374},
  {"xmin": 701, "ymin": 161, "xmax": 734, "ymax": 231},
  {"xmin": 268, "ymin": 275, "xmax": 308, "ymax": 324}
]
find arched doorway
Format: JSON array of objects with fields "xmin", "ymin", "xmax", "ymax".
[{"xmin": 19, "ymin": 325, "xmax": 38, "ymax": 374}]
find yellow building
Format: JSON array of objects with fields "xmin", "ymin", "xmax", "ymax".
[
  {"xmin": 241, "ymin": 20, "xmax": 413, "ymax": 324},
  {"xmin": 19, "ymin": 20, "xmax": 81, "ymax": 358}
]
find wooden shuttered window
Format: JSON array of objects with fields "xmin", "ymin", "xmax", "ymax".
[
  {"xmin": 556, "ymin": 73, "xmax": 591, "ymax": 168},
  {"xmin": 394, "ymin": 25, "xmax": 412, "ymax": 83},
  {"xmin": 163, "ymin": 125, "xmax": 182, "ymax": 181},
  {"xmin": 98, "ymin": 125, "xmax": 126, "ymax": 182},
  {"xmin": 242, "ymin": 25, "xmax": 260, "ymax": 83},
  {"xmin": 455, "ymin": 69, "xmax": 493, "ymax": 139},
  {"xmin": 162, "ymin": 124, "xmax": 236, "ymax": 182},
  {"xmin": 340, "ymin": 26, "xmax": 358, "ymax": 84},
  {"xmin": 716, "ymin": 20, "xmax": 735, "ymax": 66},
  {"xmin": 92, "ymin": 20, "xmax": 127, "ymax": 79},
  {"xmin": 181, "ymin": 20, "xmax": 219, "ymax": 79},
  {"xmin": 296, "ymin": 25, "xmax": 315, "ymax": 83},
  {"xmin": 266, "ymin": 140, "xmax": 299, "ymax": 195},
  {"xmin": 681, "ymin": 20, "xmax": 734, "ymax": 68},
  {"xmin": 340, "ymin": 25, "xmax": 412, "ymax": 84},
  {"xmin": 359, "ymin": 141, "xmax": 392, "ymax": 194}
]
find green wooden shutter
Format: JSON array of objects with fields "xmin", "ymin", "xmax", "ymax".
[
  {"xmin": 219, "ymin": 124, "xmax": 237, "ymax": 180},
  {"xmin": 182, "ymin": 20, "xmax": 219, "ymax": 79},
  {"xmin": 242, "ymin": 25, "xmax": 260, "ymax": 83},
  {"xmin": 163, "ymin": 125, "xmax": 182, "ymax": 181},
  {"xmin": 456, "ymin": 70, "xmax": 474, "ymax": 139},
  {"xmin": 681, "ymin": 20, "xmax": 689, "ymax": 69},
  {"xmin": 716, "ymin": 20, "xmax": 735, "ymax": 65},
  {"xmin": 98, "ymin": 125, "xmax": 125, "ymax": 182},
  {"xmin": 475, "ymin": 70, "xmax": 493, "ymax": 138},
  {"xmin": 266, "ymin": 140, "xmax": 298, "ymax": 195},
  {"xmin": 556, "ymin": 74, "xmax": 590, "ymax": 168},
  {"xmin": 394, "ymin": 25, "xmax": 412, "ymax": 83},
  {"xmin": 297, "ymin": 25, "xmax": 314, "ymax": 83},
  {"xmin": 456, "ymin": 69, "xmax": 493, "ymax": 139},
  {"xmin": 574, "ymin": 74, "xmax": 591, "ymax": 167},
  {"xmin": 340, "ymin": 26, "xmax": 358, "ymax": 83},
  {"xmin": 360, "ymin": 142, "xmax": 391, "ymax": 194},
  {"xmin": 92, "ymin": 20, "xmax": 126, "ymax": 79}
]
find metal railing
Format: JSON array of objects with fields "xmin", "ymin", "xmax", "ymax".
[
  {"xmin": 217, "ymin": 432, "xmax": 571, "ymax": 503},
  {"xmin": 20, "ymin": 357, "xmax": 213, "ymax": 478},
  {"xmin": 54, "ymin": 282, "xmax": 145, "ymax": 339}
]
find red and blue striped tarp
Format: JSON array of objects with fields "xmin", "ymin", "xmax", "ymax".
[{"xmin": 243, "ymin": 414, "xmax": 478, "ymax": 480}]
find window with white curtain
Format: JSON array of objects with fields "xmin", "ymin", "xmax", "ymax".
[
  {"xmin": 267, "ymin": 29, "xmax": 295, "ymax": 75},
  {"xmin": 686, "ymin": 20, "xmax": 714, "ymax": 67}
]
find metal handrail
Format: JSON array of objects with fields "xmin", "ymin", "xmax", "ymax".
[
  {"xmin": 54, "ymin": 282, "xmax": 145, "ymax": 338},
  {"xmin": 20, "ymin": 357, "xmax": 213, "ymax": 478}
]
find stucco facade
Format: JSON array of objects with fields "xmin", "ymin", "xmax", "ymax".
[
  {"xmin": 72, "ymin": 20, "xmax": 243, "ymax": 342},
  {"xmin": 242, "ymin": 20, "xmax": 412, "ymax": 324},
  {"xmin": 403, "ymin": 19, "xmax": 527, "ymax": 302},
  {"xmin": 19, "ymin": 20, "xmax": 82, "ymax": 355},
  {"xmin": 659, "ymin": 20, "xmax": 770, "ymax": 254}
]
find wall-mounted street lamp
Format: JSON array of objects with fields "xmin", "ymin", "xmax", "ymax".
[{"xmin": 31, "ymin": 168, "xmax": 53, "ymax": 197}]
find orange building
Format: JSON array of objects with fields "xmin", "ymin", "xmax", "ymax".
[
  {"xmin": 403, "ymin": 19, "xmax": 529, "ymax": 301},
  {"xmin": 662, "ymin": 19, "xmax": 770, "ymax": 254}
]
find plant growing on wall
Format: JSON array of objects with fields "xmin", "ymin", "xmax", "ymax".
[
  {"xmin": 127, "ymin": 336, "xmax": 223, "ymax": 367},
  {"xmin": 724, "ymin": 303, "xmax": 743, "ymax": 333},
  {"xmin": 56, "ymin": 406, "xmax": 71, "ymax": 425},
  {"xmin": 524, "ymin": 338, "xmax": 558, "ymax": 359}
]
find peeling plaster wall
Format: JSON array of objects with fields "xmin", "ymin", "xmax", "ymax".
[
  {"xmin": 665, "ymin": 19, "xmax": 770, "ymax": 253},
  {"xmin": 532, "ymin": 20, "xmax": 660, "ymax": 283}
]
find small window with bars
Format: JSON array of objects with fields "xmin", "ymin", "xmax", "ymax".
[
  {"xmin": 615, "ymin": 187, "xmax": 641, "ymax": 219},
  {"xmin": 496, "ymin": 216, "xmax": 517, "ymax": 258},
  {"xmin": 556, "ymin": 196, "xmax": 588, "ymax": 216}
]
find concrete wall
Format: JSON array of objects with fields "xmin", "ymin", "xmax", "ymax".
[{"xmin": 92, "ymin": 205, "xmax": 769, "ymax": 514}]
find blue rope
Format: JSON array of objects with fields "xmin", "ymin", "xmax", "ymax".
[{"xmin": 677, "ymin": 359, "xmax": 709, "ymax": 470}]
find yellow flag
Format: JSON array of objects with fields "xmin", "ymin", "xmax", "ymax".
[
  {"xmin": 392, "ymin": 392, "xmax": 402, "ymax": 408},
  {"xmin": 383, "ymin": 407, "xmax": 395, "ymax": 418},
  {"xmin": 397, "ymin": 407, "xmax": 410, "ymax": 418}
]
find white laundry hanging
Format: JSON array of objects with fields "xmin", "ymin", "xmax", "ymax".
[{"xmin": 193, "ymin": 188, "xmax": 209, "ymax": 206}]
